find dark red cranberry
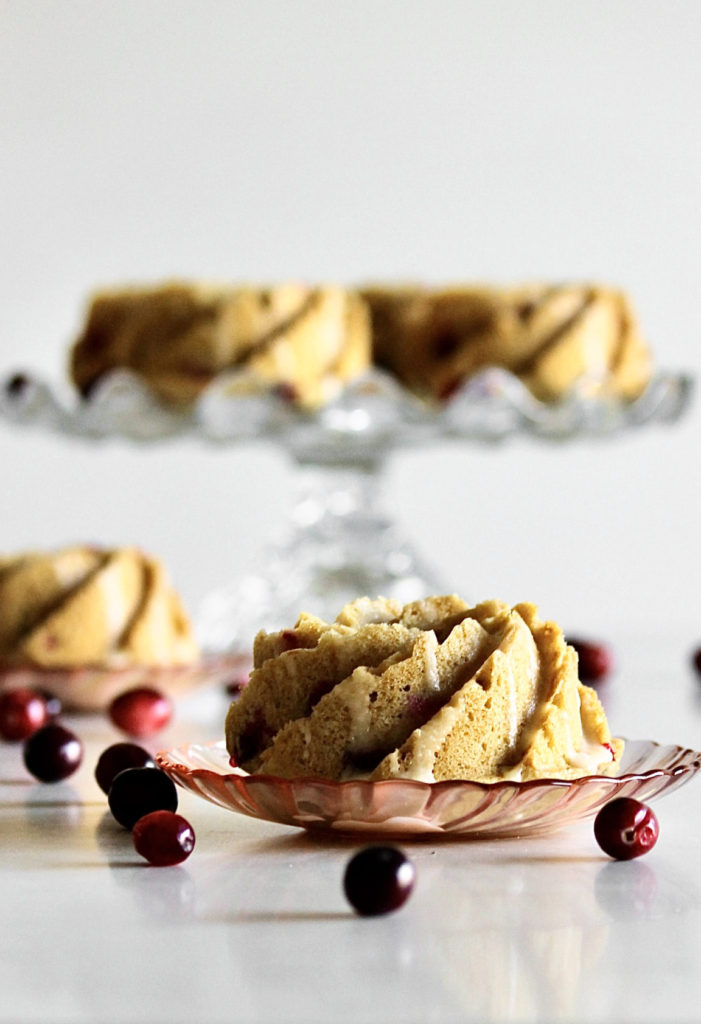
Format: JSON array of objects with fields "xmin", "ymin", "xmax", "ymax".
[
  {"xmin": 569, "ymin": 637, "xmax": 613, "ymax": 683},
  {"xmin": 108, "ymin": 687, "xmax": 173, "ymax": 738},
  {"xmin": 0, "ymin": 688, "xmax": 48, "ymax": 741},
  {"xmin": 432, "ymin": 327, "xmax": 461, "ymax": 359},
  {"xmin": 438, "ymin": 377, "xmax": 463, "ymax": 402},
  {"xmin": 594, "ymin": 798, "xmax": 659, "ymax": 860},
  {"xmin": 95, "ymin": 742, "xmax": 156, "ymax": 794},
  {"xmin": 225, "ymin": 679, "xmax": 245, "ymax": 696},
  {"xmin": 108, "ymin": 766, "xmax": 178, "ymax": 829},
  {"xmin": 272, "ymin": 381, "xmax": 298, "ymax": 403},
  {"xmin": 224, "ymin": 671, "xmax": 251, "ymax": 696},
  {"xmin": 343, "ymin": 845, "xmax": 416, "ymax": 916},
  {"xmin": 132, "ymin": 810, "xmax": 195, "ymax": 866},
  {"xmin": 22, "ymin": 723, "xmax": 83, "ymax": 782},
  {"xmin": 232, "ymin": 708, "xmax": 271, "ymax": 766},
  {"xmin": 280, "ymin": 629, "xmax": 302, "ymax": 652}
]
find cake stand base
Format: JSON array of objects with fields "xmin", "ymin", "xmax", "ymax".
[{"xmin": 195, "ymin": 461, "xmax": 446, "ymax": 652}]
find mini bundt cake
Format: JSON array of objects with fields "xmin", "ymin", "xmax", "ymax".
[
  {"xmin": 69, "ymin": 282, "xmax": 371, "ymax": 410},
  {"xmin": 362, "ymin": 283, "xmax": 652, "ymax": 403},
  {"xmin": 225, "ymin": 596, "xmax": 622, "ymax": 783},
  {"xmin": 225, "ymin": 595, "xmax": 470, "ymax": 769},
  {"xmin": 0, "ymin": 545, "xmax": 199, "ymax": 669}
]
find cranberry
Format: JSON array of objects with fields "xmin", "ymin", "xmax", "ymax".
[
  {"xmin": 108, "ymin": 766, "xmax": 178, "ymax": 829},
  {"xmin": 272, "ymin": 381, "xmax": 298, "ymax": 403},
  {"xmin": 108, "ymin": 687, "xmax": 173, "ymax": 738},
  {"xmin": 23, "ymin": 723, "xmax": 83, "ymax": 782},
  {"xmin": 569, "ymin": 637, "xmax": 613, "ymax": 682},
  {"xmin": 438, "ymin": 377, "xmax": 463, "ymax": 402},
  {"xmin": 132, "ymin": 810, "xmax": 195, "ymax": 866},
  {"xmin": 95, "ymin": 742, "xmax": 156, "ymax": 794},
  {"xmin": 432, "ymin": 326, "xmax": 461, "ymax": 359},
  {"xmin": 594, "ymin": 798, "xmax": 659, "ymax": 860},
  {"xmin": 280, "ymin": 630, "xmax": 302, "ymax": 652},
  {"xmin": 224, "ymin": 671, "xmax": 251, "ymax": 696},
  {"xmin": 225, "ymin": 679, "xmax": 244, "ymax": 696},
  {"xmin": 343, "ymin": 845, "xmax": 416, "ymax": 916},
  {"xmin": 0, "ymin": 688, "xmax": 48, "ymax": 741}
]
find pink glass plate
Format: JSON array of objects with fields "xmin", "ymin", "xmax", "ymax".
[
  {"xmin": 0, "ymin": 653, "xmax": 249, "ymax": 712},
  {"xmin": 156, "ymin": 737, "xmax": 701, "ymax": 838}
]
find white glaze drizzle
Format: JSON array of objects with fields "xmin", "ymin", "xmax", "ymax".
[
  {"xmin": 342, "ymin": 667, "xmax": 375, "ymax": 742},
  {"xmin": 397, "ymin": 702, "xmax": 463, "ymax": 783},
  {"xmin": 422, "ymin": 633, "xmax": 440, "ymax": 690},
  {"xmin": 98, "ymin": 567, "xmax": 130, "ymax": 645}
]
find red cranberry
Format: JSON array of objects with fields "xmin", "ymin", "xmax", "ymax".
[
  {"xmin": 133, "ymin": 810, "xmax": 195, "ymax": 866},
  {"xmin": 432, "ymin": 327, "xmax": 461, "ymax": 359},
  {"xmin": 272, "ymin": 381, "xmax": 298, "ymax": 403},
  {"xmin": 108, "ymin": 687, "xmax": 173, "ymax": 738},
  {"xmin": 108, "ymin": 766, "xmax": 178, "ymax": 829},
  {"xmin": 569, "ymin": 637, "xmax": 613, "ymax": 682},
  {"xmin": 224, "ymin": 671, "xmax": 251, "ymax": 696},
  {"xmin": 438, "ymin": 377, "xmax": 463, "ymax": 402},
  {"xmin": 95, "ymin": 742, "xmax": 156, "ymax": 794},
  {"xmin": 343, "ymin": 845, "xmax": 416, "ymax": 916},
  {"xmin": 0, "ymin": 688, "xmax": 48, "ymax": 741},
  {"xmin": 280, "ymin": 629, "xmax": 302, "ymax": 652},
  {"xmin": 23, "ymin": 723, "xmax": 83, "ymax": 782},
  {"xmin": 594, "ymin": 798, "xmax": 659, "ymax": 860}
]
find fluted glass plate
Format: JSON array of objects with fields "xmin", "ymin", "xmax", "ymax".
[
  {"xmin": 0, "ymin": 366, "xmax": 692, "ymax": 455},
  {"xmin": 156, "ymin": 738, "xmax": 701, "ymax": 838},
  {"xmin": 0, "ymin": 653, "xmax": 249, "ymax": 712}
]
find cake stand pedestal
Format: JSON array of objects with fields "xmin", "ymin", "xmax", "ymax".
[
  {"xmin": 195, "ymin": 458, "xmax": 445, "ymax": 650},
  {"xmin": 0, "ymin": 365, "xmax": 693, "ymax": 652}
]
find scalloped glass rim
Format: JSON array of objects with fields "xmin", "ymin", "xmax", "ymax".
[
  {"xmin": 0, "ymin": 366, "xmax": 692, "ymax": 449},
  {"xmin": 156, "ymin": 738, "xmax": 701, "ymax": 838},
  {"xmin": 0, "ymin": 653, "xmax": 248, "ymax": 712}
]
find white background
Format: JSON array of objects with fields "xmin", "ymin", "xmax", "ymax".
[{"xmin": 1, "ymin": 0, "xmax": 699, "ymax": 649}]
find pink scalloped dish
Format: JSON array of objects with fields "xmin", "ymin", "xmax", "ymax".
[
  {"xmin": 0, "ymin": 653, "xmax": 249, "ymax": 712},
  {"xmin": 156, "ymin": 738, "xmax": 701, "ymax": 839}
]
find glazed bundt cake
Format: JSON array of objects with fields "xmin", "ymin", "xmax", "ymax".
[
  {"xmin": 226, "ymin": 595, "xmax": 470, "ymax": 769},
  {"xmin": 69, "ymin": 282, "xmax": 371, "ymax": 410},
  {"xmin": 362, "ymin": 282, "xmax": 652, "ymax": 403},
  {"xmin": 225, "ymin": 596, "xmax": 621, "ymax": 783},
  {"xmin": 0, "ymin": 545, "xmax": 199, "ymax": 669}
]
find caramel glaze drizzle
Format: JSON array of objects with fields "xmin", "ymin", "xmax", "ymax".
[
  {"xmin": 80, "ymin": 290, "xmax": 325, "ymax": 393},
  {"xmin": 510, "ymin": 287, "xmax": 597, "ymax": 379},
  {"xmin": 610, "ymin": 300, "xmax": 633, "ymax": 376},
  {"xmin": 116, "ymin": 558, "xmax": 153, "ymax": 649},
  {"xmin": 228, "ymin": 290, "xmax": 321, "ymax": 368},
  {"xmin": 12, "ymin": 551, "xmax": 112, "ymax": 645}
]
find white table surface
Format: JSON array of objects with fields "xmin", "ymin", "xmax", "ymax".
[{"xmin": 2, "ymin": 632, "xmax": 701, "ymax": 1024}]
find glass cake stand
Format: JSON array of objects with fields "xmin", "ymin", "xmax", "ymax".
[{"xmin": 0, "ymin": 366, "xmax": 693, "ymax": 652}]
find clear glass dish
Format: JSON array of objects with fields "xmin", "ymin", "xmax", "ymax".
[
  {"xmin": 1, "ymin": 366, "xmax": 693, "ymax": 650},
  {"xmin": 0, "ymin": 653, "xmax": 249, "ymax": 712},
  {"xmin": 156, "ymin": 737, "xmax": 701, "ymax": 839}
]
